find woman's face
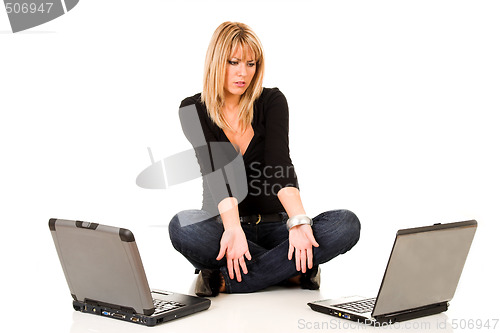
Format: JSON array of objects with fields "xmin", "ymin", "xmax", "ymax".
[{"xmin": 224, "ymin": 46, "xmax": 257, "ymax": 100}]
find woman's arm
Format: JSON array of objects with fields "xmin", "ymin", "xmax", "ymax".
[
  {"xmin": 215, "ymin": 197, "xmax": 251, "ymax": 282},
  {"xmin": 277, "ymin": 186, "xmax": 306, "ymax": 216},
  {"xmin": 179, "ymin": 100, "xmax": 251, "ymax": 281},
  {"xmin": 278, "ymin": 187, "xmax": 319, "ymax": 273}
]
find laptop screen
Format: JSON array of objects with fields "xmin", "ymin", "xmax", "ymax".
[
  {"xmin": 49, "ymin": 218, "xmax": 155, "ymax": 315},
  {"xmin": 372, "ymin": 220, "xmax": 477, "ymax": 317}
]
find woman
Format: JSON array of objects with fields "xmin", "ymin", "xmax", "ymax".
[{"xmin": 169, "ymin": 21, "xmax": 360, "ymax": 296}]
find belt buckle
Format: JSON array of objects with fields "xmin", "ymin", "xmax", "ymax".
[{"xmin": 255, "ymin": 214, "xmax": 261, "ymax": 225}]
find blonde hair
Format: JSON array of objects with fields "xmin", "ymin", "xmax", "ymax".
[{"xmin": 201, "ymin": 21, "xmax": 265, "ymax": 131}]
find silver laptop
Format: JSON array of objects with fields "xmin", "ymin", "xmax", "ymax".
[
  {"xmin": 49, "ymin": 218, "xmax": 211, "ymax": 326},
  {"xmin": 308, "ymin": 220, "xmax": 477, "ymax": 325}
]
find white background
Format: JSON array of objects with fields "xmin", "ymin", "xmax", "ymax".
[{"xmin": 1, "ymin": 0, "xmax": 499, "ymax": 332}]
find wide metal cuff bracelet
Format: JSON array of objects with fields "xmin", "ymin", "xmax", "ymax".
[{"xmin": 286, "ymin": 214, "xmax": 313, "ymax": 231}]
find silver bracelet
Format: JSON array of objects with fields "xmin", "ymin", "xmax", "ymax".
[{"xmin": 286, "ymin": 214, "xmax": 313, "ymax": 231}]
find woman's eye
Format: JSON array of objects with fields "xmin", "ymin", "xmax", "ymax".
[
  {"xmin": 228, "ymin": 60, "xmax": 238, "ymax": 65},
  {"xmin": 247, "ymin": 62, "xmax": 256, "ymax": 67}
]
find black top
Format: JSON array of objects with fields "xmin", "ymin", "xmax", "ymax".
[{"xmin": 179, "ymin": 87, "xmax": 299, "ymax": 216}]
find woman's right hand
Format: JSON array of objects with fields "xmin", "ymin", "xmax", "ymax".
[{"xmin": 216, "ymin": 226, "xmax": 252, "ymax": 282}]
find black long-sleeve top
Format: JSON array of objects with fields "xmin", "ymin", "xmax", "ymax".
[{"xmin": 179, "ymin": 87, "xmax": 299, "ymax": 216}]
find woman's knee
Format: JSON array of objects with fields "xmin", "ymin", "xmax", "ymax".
[
  {"xmin": 168, "ymin": 212, "xmax": 183, "ymax": 250},
  {"xmin": 339, "ymin": 209, "xmax": 361, "ymax": 245},
  {"xmin": 169, "ymin": 209, "xmax": 223, "ymax": 253},
  {"xmin": 317, "ymin": 209, "xmax": 361, "ymax": 245},
  {"xmin": 168, "ymin": 209, "xmax": 205, "ymax": 249}
]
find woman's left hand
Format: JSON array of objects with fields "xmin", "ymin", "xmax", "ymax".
[{"xmin": 288, "ymin": 224, "xmax": 320, "ymax": 273}]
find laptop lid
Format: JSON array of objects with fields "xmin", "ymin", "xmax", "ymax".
[
  {"xmin": 49, "ymin": 218, "xmax": 155, "ymax": 316},
  {"xmin": 372, "ymin": 220, "xmax": 477, "ymax": 317}
]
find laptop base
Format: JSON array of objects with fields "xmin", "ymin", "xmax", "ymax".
[
  {"xmin": 308, "ymin": 299, "xmax": 448, "ymax": 325},
  {"xmin": 374, "ymin": 301, "xmax": 448, "ymax": 324},
  {"xmin": 72, "ymin": 290, "xmax": 210, "ymax": 327}
]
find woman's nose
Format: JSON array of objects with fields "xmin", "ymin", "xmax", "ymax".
[{"xmin": 238, "ymin": 63, "xmax": 247, "ymax": 76}]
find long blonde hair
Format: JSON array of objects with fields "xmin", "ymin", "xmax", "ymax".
[{"xmin": 201, "ymin": 21, "xmax": 265, "ymax": 131}]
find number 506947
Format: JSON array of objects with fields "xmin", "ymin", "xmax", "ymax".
[{"xmin": 5, "ymin": 2, "xmax": 54, "ymax": 14}]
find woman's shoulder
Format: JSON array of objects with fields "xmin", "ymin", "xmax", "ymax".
[
  {"xmin": 180, "ymin": 92, "xmax": 203, "ymax": 108},
  {"xmin": 256, "ymin": 87, "xmax": 288, "ymax": 116},
  {"xmin": 258, "ymin": 87, "xmax": 286, "ymax": 103},
  {"xmin": 179, "ymin": 93, "xmax": 210, "ymax": 122}
]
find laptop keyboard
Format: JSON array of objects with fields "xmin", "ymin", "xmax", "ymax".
[
  {"xmin": 334, "ymin": 297, "xmax": 376, "ymax": 313},
  {"xmin": 153, "ymin": 299, "xmax": 186, "ymax": 314}
]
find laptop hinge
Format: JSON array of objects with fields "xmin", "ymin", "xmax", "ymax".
[{"xmin": 374, "ymin": 302, "xmax": 448, "ymax": 324}]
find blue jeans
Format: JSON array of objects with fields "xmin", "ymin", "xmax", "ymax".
[{"xmin": 168, "ymin": 209, "xmax": 361, "ymax": 293}]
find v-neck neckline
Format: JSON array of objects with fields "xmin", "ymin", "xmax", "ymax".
[{"xmin": 221, "ymin": 125, "xmax": 256, "ymax": 157}]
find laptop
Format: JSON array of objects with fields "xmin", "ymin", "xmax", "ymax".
[
  {"xmin": 308, "ymin": 220, "xmax": 477, "ymax": 325},
  {"xmin": 49, "ymin": 218, "xmax": 211, "ymax": 326}
]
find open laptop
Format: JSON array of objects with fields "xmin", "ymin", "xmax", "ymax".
[
  {"xmin": 308, "ymin": 220, "xmax": 477, "ymax": 325},
  {"xmin": 49, "ymin": 218, "xmax": 211, "ymax": 326}
]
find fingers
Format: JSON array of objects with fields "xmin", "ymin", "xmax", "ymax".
[
  {"xmin": 289, "ymin": 225, "xmax": 319, "ymax": 271},
  {"xmin": 240, "ymin": 256, "xmax": 248, "ymax": 275},
  {"xmin": 307, "ymin": 247, "xmax": 313, "ymax": 269},
  {"xmin": 226, "ymin": 257, "xmax": 234, "ymax": 280},
  {"xmin": 230, "ymin": 257, "xmax": 250, "ymax": 282},
  {"xmin": 291, "ymin": 246, "xmax": 314, "ymax": 272},
  {"xmin": 233, "ymin": 258, "xmax": 242, "ymax": 282},
  {"xmin": 308, "ymin": 233, "xmax": 320, "ymax": 247},
  {"xmin": 216, "ymin": 250, "xmax": 224, "ymax": 261},
  {"xmin": 216, "ymin": 243, "xmax": 227, "ymax": 261},
  {"xmin": 311, "ymin": 240, "xmax": 320, "ymax": 248},
  {"xmin": 295, "ymin": 248, "xmax": 301, "ymax": 271},
  {"xmin": 226, "ymin": 255, "xmax": 250, "ymax": 282},
  {"xmin": 301, "ymin": 249, "xmax": 307, "ymax": 273}
]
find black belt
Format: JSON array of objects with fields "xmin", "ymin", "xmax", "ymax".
[{"xmin": 239, "ymin": 212, "xmax": 288, "ymax": 225}]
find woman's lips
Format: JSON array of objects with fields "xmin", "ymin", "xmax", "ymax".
[{"xmin": 234, "ymin": 81, "xmax": 246, "ymax": 87}]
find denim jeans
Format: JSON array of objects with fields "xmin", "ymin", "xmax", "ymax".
[{"xmin": 168, "ymin": 209, "xmax": 361, "ymax": 293}]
